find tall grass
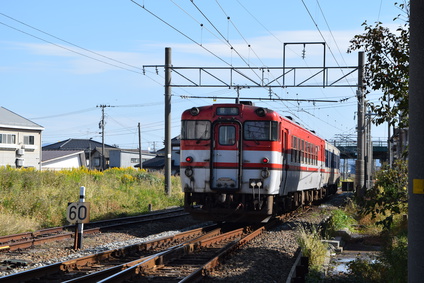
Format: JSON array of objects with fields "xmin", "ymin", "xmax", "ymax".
[
  {"xmin": 296, "ymin": 225, "xmax": 328, "ymax": 273},
  {"xmin": 0, "ymin": 167, "xmax": 184, "ymax": 235}
]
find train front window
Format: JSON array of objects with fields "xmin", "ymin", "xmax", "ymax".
[
  {"xmin": 181, "ymin": 120, "xmax": 211, "ymax": 140},
  {"xmin": 219, "ymin": 125, "xmax": 236, "ymax": 145},
  {"xmin": 244, "ymin": 121, "xmax": 278, "ymax": 141}
]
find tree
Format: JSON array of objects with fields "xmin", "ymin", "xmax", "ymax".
[{"xmin": 347, "ymin": 2, "xmax": 409, "ymax": 129}]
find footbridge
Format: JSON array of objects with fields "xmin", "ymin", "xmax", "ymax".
[{"xmin": 334, "ymin": 139, "xmax": 388, "ymax": 161}]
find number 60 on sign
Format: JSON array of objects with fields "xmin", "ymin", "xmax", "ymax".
[{"xmin": 67, "ymin": 202, "xmax": 90, "ymax": 224}]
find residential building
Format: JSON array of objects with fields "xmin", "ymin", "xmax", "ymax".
[
  {"xmin": 43, "ymin": 138, "xmax": 117, "ymax": 170},
  {"xmin": 142, "ymin": 136, "xmax": 180, "ymax": 175},
  {"xmin": 0, "ymin": 107, "xmax": 44, "ymax": 169},
  {"xmin": 41, "ymin": 150, "xmax": 86, "ymax": 170},
  {"xmin": 109, "ymin": 149, "xmax": 155, "ymax": 169}
]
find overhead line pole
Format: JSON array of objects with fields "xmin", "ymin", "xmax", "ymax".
[
  {"xmin": 164, "ymin": 47, "xmax": 172, "ymax": 196},
  {"xmin": 138, "ymin": 122, "xmax": 142, "ymax": 170},
  {"xmin": 355, "ymin": 52, "xmax": 365, "ymax": 198}
]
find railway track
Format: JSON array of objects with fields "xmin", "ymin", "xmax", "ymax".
[
  {"xmin": 0, "ymin": 221, "xmax": 275, "ymax": 282},
  {"xmin": 0, "ymin": 208, "xmax": 188, "ymax": 252}
]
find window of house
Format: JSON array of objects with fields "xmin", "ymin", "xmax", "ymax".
[
  {"xmin": 131, "ymin": 158, "xmax": 140, "ymax": 163},
  {"xmin": 0, "ymin": 133, "xmax": 16, "ymax": 144},
  {"xmin": 24, "ymin": 135, "xmax": 35, "ymax": 145}
]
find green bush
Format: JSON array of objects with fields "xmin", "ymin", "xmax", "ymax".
[
  {"xmin": 361, "ymin": 160, "xmax": 408, "ymax": 230},
  {"xmin": 326, "ymin": 209, "xmax": 355, "ymax": 237},
  {"xmin": 347, "ymin": 234, "xmax": 407, "ymax": 283}
]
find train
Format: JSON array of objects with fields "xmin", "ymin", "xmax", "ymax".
[{"xmin": 180, "ymin": 101, "xmax": 340, "ymax": 222}]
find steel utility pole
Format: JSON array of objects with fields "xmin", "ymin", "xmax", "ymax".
[
  {"xmin": 164, "ymin": 47, "xmax": 172, "ymax": 196},
  {"xmin": 409, "ymin": 1, "xmax": 424, "ymax": 281},
  {"xmin": 355, "ymin": 52, "xmax": 366, "ymax": 198}
]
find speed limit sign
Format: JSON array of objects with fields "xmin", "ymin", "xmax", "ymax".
[{"xmin": 67, "ymin": 202, "xmax": 90, "ymax": 224}]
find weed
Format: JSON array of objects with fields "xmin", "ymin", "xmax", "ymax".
[
  {"xmin": 296, "ymin": 225, "xmax": 328, "ymax": 272},
  {"xmin": 326, "ymin": 209, "xmax": 355, "ymax": 237}
]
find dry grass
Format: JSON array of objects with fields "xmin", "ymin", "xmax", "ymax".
[
  {"xmin": 296, "ymin": 225, "xmax": 328, "ymax": 271},
  {"xmin": 0, "ymin": 167, "xmax": 184, "ymax": 235},
  {"xmin": 0, "ymin": 213, "xmax": 39, "ymax": 235}
]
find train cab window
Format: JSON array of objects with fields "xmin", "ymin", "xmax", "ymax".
[
  {"xmin": 181, "ymin": 120, "xmax": 211, "ymax": 140},
  {"xmin": 244, "ymin": 121, "xmax": 278, "ymax": 141},
  {"xmin": 219, "ymin": 125, "xmax": 236, "ymax": 145}
]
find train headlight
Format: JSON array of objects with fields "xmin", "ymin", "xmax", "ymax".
[
  {"xmin": 185, "ymin": 156, "xmax": 193, "ymax": 163},
  {"xmin": 261, "ymin": 168, "xmax": 270, "ymax": 178},
  {"xmin": 255, "ymin": 107, "xmax": 266, "ymax": 117},
  {"xmin": 190, "ymin": 107, "xmax": 200, "ymax": 116},
  {"xmin": 262, "ymin": 157, "xmax": 269, "ymax": 164}
]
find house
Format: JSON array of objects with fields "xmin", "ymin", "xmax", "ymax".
[
  {"xmin": 0, "ymin": 107, "xmax": 44, "ymax": 169},
  {"xmin": 142, "ymin": 136, "xmax": 180, "ymax": 175},
  {"xmin": 109, "ymin": 149, "xmax": 155, "ymax": 169},
  {"xmin": 41, "ymin": 150, "xmax": 86, "ymax": 171},
  {"xmin": 43, "ymin": 138, "xmax": 118, "ymax": 170}
]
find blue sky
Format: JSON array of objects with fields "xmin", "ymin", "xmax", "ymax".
[{"xmin": 1, "ymin": 1, "xmax": 403, "ymax": 150}]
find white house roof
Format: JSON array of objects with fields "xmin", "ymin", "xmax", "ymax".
[
  {"xmin": 0, "ymin": 107, "xmax": 44, "ymax": 130},
  {"xmin": 42, "ymin": 150, "xmax": 85, "ymax": 162}
]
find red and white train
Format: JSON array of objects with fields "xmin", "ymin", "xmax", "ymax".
[{"xmin": 180, "ymin": 102, "xmax": 340, "ymax": 222}]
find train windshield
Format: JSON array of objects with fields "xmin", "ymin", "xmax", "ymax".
[
  {"xmin": 244, "ymin": 121, "xmax": 278, "ymax": 141},
  {"xmin": 181, "ymin": 120, "xmax": 211, "ymax": 140}
]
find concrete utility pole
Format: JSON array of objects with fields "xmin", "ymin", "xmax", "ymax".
[
  {"xmin": 164, "ymin": 47, "xmax": 172, "ymax": 196},
  {"xmin": 409, "ymin": 2, "xmax": 424, "ymax": 281},
  {"xmin": 355, "ymin": 52, "xmax": 366, "ymax": 198},
  {"xmin": 97, "ymin": 104, "xmax": 111, "ymax": 170}
]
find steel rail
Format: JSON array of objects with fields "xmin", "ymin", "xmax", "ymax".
[
  {"xmin": 96, "ymin": 224, "xmax": 264, "ymax": 282},
  {"xmin": 0, "ymin": 224, "xmax": 218, "ymax": 283},
  {"xmin": 0, "ymin": 208, "xmax": 188, "ymax": 251}
]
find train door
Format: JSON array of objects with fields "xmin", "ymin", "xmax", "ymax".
[
  {"xmin": 211, "ymin": 122, "xmax": 241, "ymax": 190},
  {"xmin": 281, "ymin": 129, "xmax": 289, "ymax": 194}
]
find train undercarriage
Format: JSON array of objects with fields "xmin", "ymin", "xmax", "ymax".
[{"xmin": 184, "ymin": 184, "xmax": 338, "ymax": 223}]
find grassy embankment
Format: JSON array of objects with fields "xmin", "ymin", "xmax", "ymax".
[
  {"xmin": 297, "ymin": 161, "xmax": 408, "ymax": 282},
  {"xmin": 0, "ymin": 166, "xmax": 183, "ymax": 235}
]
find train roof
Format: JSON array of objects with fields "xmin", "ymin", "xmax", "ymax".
[{"xmin": 182, "ymin": 102, "xmax": 322, "ymax": 139}]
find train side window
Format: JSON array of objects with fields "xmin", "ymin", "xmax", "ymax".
[
  {"xmin": 181, "ymin": 120, "xmax": 211, "ymax": 140},
  {"xmin": 219, "ymin": 125, "xmax": 236, "ymax": 145}
]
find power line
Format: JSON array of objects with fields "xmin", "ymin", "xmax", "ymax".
[
  {"xmin": 0, "ymin": 13, "xmax": 144, "ymax": 73},
  {"xmin": 0, "ymin": 19, "xmax": 144, "ymax": 75}
]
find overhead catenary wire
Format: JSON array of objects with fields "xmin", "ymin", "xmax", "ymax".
[{"xmin": 131, "ymin": 0, "xmax": 232, "ymax": 67}]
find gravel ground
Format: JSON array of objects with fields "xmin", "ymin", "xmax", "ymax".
[
  {"xmin": 0, "ymin": 192, "xmax": 352, "ymax": 281},
  {"xmin": 206, "ymin": 192, "xmax": 352, "ymax": 282}
]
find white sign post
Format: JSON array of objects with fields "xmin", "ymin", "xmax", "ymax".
[{"xmin": 66, "ymin": 186, "xmax": 90, "ymax": 250}]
